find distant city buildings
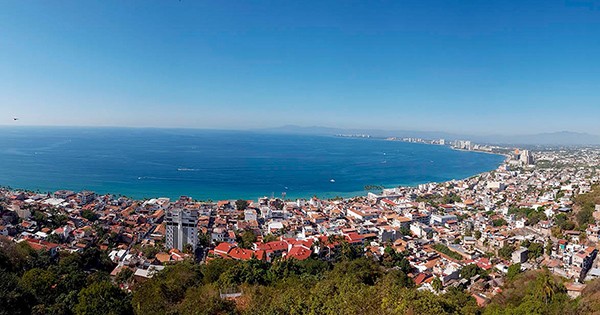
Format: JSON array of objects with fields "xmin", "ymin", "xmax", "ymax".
[
  {"xmin": 454, "ymin": 140, "xmax": 472, "ymax": 150},
  {"xmin": 519, "ymin": 150, "xmax": 534, "ymax": 165},
  {"xmin": 165, "ymin": 208, "xmax": 199, "ymax": 251}
]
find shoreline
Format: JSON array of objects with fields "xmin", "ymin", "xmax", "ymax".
[
  {"xmin": 1, "ymin": 161, "xmax": 508, "ymax": 203},
  {"xmin": 0, "ymin": 131, "xmax": 507, "ymax": 201}
]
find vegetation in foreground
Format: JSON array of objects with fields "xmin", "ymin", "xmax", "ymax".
[{"xmin": 2, "ymin": 236, "xmax": 600, "ymax": 315}]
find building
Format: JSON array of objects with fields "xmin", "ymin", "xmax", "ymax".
[
  {"xmin": 430, "ymin": 214, "xmax": 457, "ymax": 226},
  {"xmin": 54, "ymin": 190, "xmax": 75, "ymax": 199},
  {"xmin": 512, "ymin": 247, "xmax": 529, "ymax": 264},
  {"xmin": 244, "ymin": 209, "xmax": 257, "ymax": 221},
  {"xmin": 519, "ymin": 150, "xmax": 534, "ymax": 165},
  {"xmin": 165, "ymin": 208, "xmax": 199, "ymax": 251},
  {"xmin": 454, "ymin": 140, "xmax": 472, "ymax": 150},
  {"xmin": 487, "ymin": 181, "xmax": 506, "ymax": 191},
  {"xmin": 78, "ymin": 191, "xmax": 97, "ymax": 204}
]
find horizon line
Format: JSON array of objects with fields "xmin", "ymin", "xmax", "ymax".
[{"xmin": 1, "ymin": 123, "xmax": 598, "ymax": 139}]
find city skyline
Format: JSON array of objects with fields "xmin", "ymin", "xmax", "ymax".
[{"xmin": 1, "ymin": 1, "xmax": 600, "ymax": 134}]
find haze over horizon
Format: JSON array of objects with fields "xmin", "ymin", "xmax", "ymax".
[{"xmin": 1, "ymin": 1, "xmax": 599, "ymax": 135}]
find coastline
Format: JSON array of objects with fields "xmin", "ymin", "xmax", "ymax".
[
  {"xmin": 0, "ymin": 129, "xmax": 506, "ymax": 201},
  {"xmin": 1, "ymin": 157, "xmax": 508, "ymax": 203}
]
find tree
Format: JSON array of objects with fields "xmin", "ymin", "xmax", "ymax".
[
  {"xmin": 202, "ymin": 259, "xmax": 239, "ymax": 285},
  {"xmin": 545, "ymin": 241, "xmax": 553, "ymax": 256},
  {"xmin": 442, "ymin": 287, "xmax": 480, "ymax": 314},
  {"xmin": 198, "ymin": 232, "xmax": 211, "ymax": 247},
  {"xmin": 32, "ymin": 211, "xmax": 47, "ymax": 223},
  {"xmin": 237, "ymin": 230, "xmax": 257, "ymax": 249},
  {"xmin": 75, "ymin": 281, "xmax": 132, "ymax": 315},
  {"xmin": 184, "ymin": 243, "xmax": 195, "ymax": 254},
  {"xmin": 0, "ymin": 272, "xmax": 33, "ymax": 315},
  {"xmin": 20, "ymin": 268, "xmax": 57, "ymax": 306},
  {"xmin": 507, "ymin": 263, "xmax": 521, "ymax": 280},
  {"xmin": 527, "ymin": 242, "xmax": 543, "ymax": 260},
  {"xmin": 235, "ymin": 199, "xmax": 249, "ymax": 211},
  {"xmin": 400, "ymin": 226, "xmax": 411, "ymax": 236},
  {"xmin": 492, "ymin": 218, "xmax": 507, "ymax": 227},
  {"xmin": 576, "ymin": 208, "xmax": 594, "ymax": 227},
  {"xmin": 263, "ymin": 234, "xmax": 279, "ymax": 243},
  {"xmin": 132, "ymin": 262, "xmax": 202, "ymax": 315},
  {"xmin": 177, "ymin": 285, "xmax": 236, "ymax": 315},
  {"xmin": 474, "ymin": 230, "xmax": 482, "ymax": 239},
  {"xmin": 432, "ymin": 277, "xmax": 443, "ymax": 292},
  {"xmin": 80, "ymin": 209, "xmax": 98, "ymax": 222},
  {"xmin": 498, "ymin": 245, "xmax": 515, "ymax": 260},
  {"xmin": 460, "ymin": 264, "xmax": 487, "ymax": 280},
  {"xmin": 116, "ymin": 268, "xmax": 134, "ymax": 284},
  {"xmin": 484, "ymin": 269, "xmax": 573, "ymax": 314}
]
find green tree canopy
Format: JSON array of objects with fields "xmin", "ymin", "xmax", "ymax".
[{"xmin": 75, "ymin": 281, "xmax": 132, "ymax": 315}]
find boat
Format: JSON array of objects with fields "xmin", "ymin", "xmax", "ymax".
[{"xmin": 330, "ymin": 179, "xmax": 335, "ymax": 183}]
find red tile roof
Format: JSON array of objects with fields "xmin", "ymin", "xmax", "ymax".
[
  {"xmin": 228, "ymin": 248, "xmax": 254, "ymax": 260},
  {"xmin": 214, "ymin": 242, "xmax": 236, "ymax": 255},
  {"xmin": 287, "ymin": 246, "xmax": 311, "ymax": 260}
]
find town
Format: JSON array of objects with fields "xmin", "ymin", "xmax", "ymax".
[{"xmin": 1, "ymin": 145, "xmax": 600, "ymax": 307}]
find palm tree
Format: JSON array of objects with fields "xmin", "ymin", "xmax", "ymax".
[{"xmin": 537, "ymin": 273, "xmax": 556, "ymax": 304}]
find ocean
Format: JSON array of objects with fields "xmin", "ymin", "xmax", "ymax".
[{"xmin": 0, "ymin": 127, "xmax": 505, "ymax": 201}]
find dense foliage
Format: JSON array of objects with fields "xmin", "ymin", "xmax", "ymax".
[
  {"xmin": 574, "ymin": 185, "xmax": 600, "ymax": 228},
  {"xmin": 3, "ymin": 236, "xmax": 600, "ymax": 315},
  {"xmin": 0, "ymin": 237, "xmax": 131, "ymax": 315},
  {"xmin": 484, "ymin": 269, "xmax": 575, "ymax": 315}
]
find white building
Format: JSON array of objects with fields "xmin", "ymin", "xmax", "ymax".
[
  {"xmin": 512, "ymin": 247, "xmax": 529, "ymax": 264},
  {"xmin": 430, "ymin": 214, "xmax": 457, "ymax": 226},
  {"xmin": 165, "ymin": 208, "xmax": 199, "ymax": 251},
  {"xmin": 519, "ymin": 150, "xmax": 534, "ymax": 165},
  {"xmin": 244, "ymin": 209, "xmax": 257, "ymax": 221},
  {"xmin": 487, "ymin": 181, "xmax": 506, "ymax": 191}
]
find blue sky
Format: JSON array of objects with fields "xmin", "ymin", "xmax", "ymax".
[{"xmin": 1, "ymin": 1, "xmax": 599, "ymax": 135}]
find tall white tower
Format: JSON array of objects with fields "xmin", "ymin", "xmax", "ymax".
[{"xmin": 165, "ymin": 208, "xmax": 198, "ymax": 251}]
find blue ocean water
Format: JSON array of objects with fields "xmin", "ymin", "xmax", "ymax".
[{"xmin": 0, "ymin": 127, "xmax": 504, "ymax": 200}]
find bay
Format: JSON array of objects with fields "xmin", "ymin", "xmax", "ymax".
[{"xmin": 0, "ymin": 127, "xmax": 504, "ymax": 200}]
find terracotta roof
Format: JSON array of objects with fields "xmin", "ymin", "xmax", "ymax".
[
  {"xmin": 228, "ymin": 248, "xmax": 254, "ymax": 260},
  {"xmin": 414, "ymin": 273, "xmax": 429, "ymax": 285},
  {"xmin": 214, "ymin": 242, "xmax": 236, "ymax": 255},
  {"xmin": 266, "ymin": 241, "xmax": 288, "ymax": 252},
  {"xmin": 155, "ymin": 252, "xmax": 171, "ymax": 263},
  {"xmin": 287, "ymin": 246, "xmax": 311, "ymax": 260}
]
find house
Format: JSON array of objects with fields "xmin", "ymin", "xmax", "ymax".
[
  {"xmin": 512, "ymin": 247, "xmax": 529, "ymax": 264},
  {"xmin": 214, "ymin": 242, "xmax": 236, "ymax": 256},
  {"xmin": 228, "ymin": 247, "xmax": 255, "ymax": 260},
  {"xmin": 24, "ymin": 238, "xmax": 60, "ymax": 256},
  {"xmin": 286, "ymin": 245, "xmax": 312, "ymax": 260}
]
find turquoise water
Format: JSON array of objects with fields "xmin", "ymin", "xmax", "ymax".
[{"xmin": 0, "ymin": 127, "xmax": 504, "ymax": 200}]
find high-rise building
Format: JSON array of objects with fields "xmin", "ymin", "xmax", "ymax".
[
  {"xmin": 519, "ymin": 150, "xmax": 534, "ymax": 165},
  {"xmin": 165, "ymin": 208, "xmax": 198, "ymax": 251}
]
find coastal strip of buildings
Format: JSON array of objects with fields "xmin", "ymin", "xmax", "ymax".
[{"xmin": 1, "ymin": 147, "xmax": 600, "ymax": 303}]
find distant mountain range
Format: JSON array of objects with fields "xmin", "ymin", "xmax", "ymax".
[{"xmin": 258, "ymin": 125, "xmax": 600, "ymax": 146}]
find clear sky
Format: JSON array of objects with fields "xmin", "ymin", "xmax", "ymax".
[{"xmin": 1, "ymin": 1, "xmax": 599, "ymax": 135}]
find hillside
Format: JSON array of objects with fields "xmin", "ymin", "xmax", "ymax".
[{"xmin": 2, "ymin": 237, "xmax": 600, "ymax": 315}]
